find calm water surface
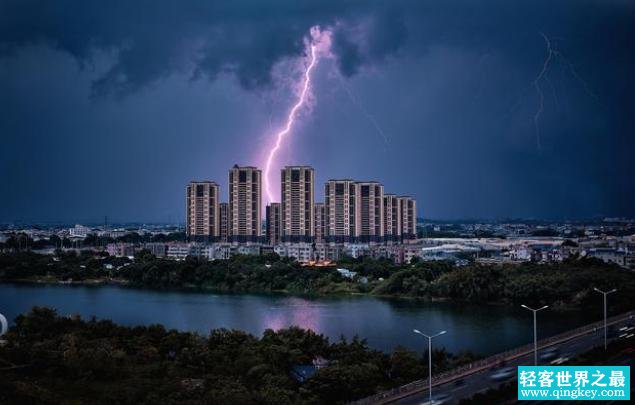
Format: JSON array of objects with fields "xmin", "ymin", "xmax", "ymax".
[{"xmin": 0, "ymin": 283, "xmax": 594, "ymax": 355}]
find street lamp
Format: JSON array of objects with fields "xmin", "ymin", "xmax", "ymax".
[
  {"xmin": 521, "ymin": 304, "xmax": 549, "ymax": 365},
  {"xmin": 413, "ymin": 329, "xmax": 447, "ymax": 405},
  {"xmin": 593, "ymin": 288, "xmax": 617, "ymax": 350}
]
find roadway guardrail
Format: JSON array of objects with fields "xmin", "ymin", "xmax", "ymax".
[{"xmin": 351, "ymin": 310, "xmax": 635, "ymax": 404}]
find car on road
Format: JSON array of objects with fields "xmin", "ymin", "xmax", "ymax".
[
  {"xmin": 540, "ymin": 346, "xmax": 559, "ymax": 361},
  {"xmin": 490, "ymin": 366, "xmax": 516, "ymax": 381},
  {"xmin": 419, "ymin": 393, "xmax": 452, "ymax": 405},
  {"xmin": 618, "ymin": 324, "xmax": 635, "ymax": 339},
  {"xmin": 550, "ymin": 353, "xmax": 572, "ymax": 365}
]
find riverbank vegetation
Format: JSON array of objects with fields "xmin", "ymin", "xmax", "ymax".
[
  {"xmin": 1, "ymin": 251, "xmax": 634, "ymax": 312},
  {"xmin": 0, "ymin": 307, "xmax": 477, "ymax": 404},
  {"xmin": 372, "ymin": 258, "xmax": 635, "ymax": 311}
]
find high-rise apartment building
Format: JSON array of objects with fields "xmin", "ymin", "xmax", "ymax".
[
  {"xmin": 399, "ymin": 196, "xmax": 417, "ymax": 239},
  {"xmin": 219, "ymin": 202, "xmax": 229, "ymax": 242},
  {"xmin": 357, "ymin": 181, "xmax": 384, "ymax": 242},
  {"xmin": 186, "ymin": 165, "xmax": 416, "ymax": 246},
  {"xmin": 186, "ymin": 181, "xmax": 220, "ymax": 241},
  {"xmin": 324, "ymin": 179, "xmax": 359, "ymax": 242},
  {"xmin": 228, "ymin": 165, "xmax": 262, "ymax": 243},
  {"xmin": 281, "ymin": 166, "xmax": 314, "ymax": 242},
  {"xmin": 266, "ymin": 203, "xmax": 281, "ymax": 245},
  {"xmin": 314, "ymin": 202, "xmax": 326, "ymax": 243},
  {"xmin": 383, "ymin": 194, "xmax": 402, "ymax": 242}
]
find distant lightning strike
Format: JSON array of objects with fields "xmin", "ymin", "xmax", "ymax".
[
  {"xmin": 532, "ymin": 32, "xmax": 554, "ymax": 151},
  {"xmin": 263, "ymin": 43, "xmax": 318, "ymax": 203},
  {"xmin": 531, "ymin": 32, "xmax": 597, "ymax": 151},
  {"xmin": 337, "ymin": 75, "xmax": 390, "ymax": 147}
]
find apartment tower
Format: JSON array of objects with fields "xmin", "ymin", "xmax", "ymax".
[
  {"xmin": 186, "ymin": 181, "xmax": 220, "ymax": 242},
  {"xmin": 357, "ymin": 181, "xmax": 385, "ymax": 242},
  {"xmin": 324, "ymin": 179, "xmax": 359, "ymax": 243},
  {"xmin": 399, "ymin": 196, "xmax": 417, "ymax": 239},
  {"xmin": 228, "ymin": 165, "xmax": 262, "ymax": 243},
  {"xmin": 314, "ymin": 202, "xmax": 326, "ymax": 243},
  {"xmin": 219, "ymin": 202, "xmax": 229, "ymax": 243},
  {"xmin": 280, "ymin": 166, "xmax": 314, "ymax": 242},
  {"xmin": 383, "ymin": 194, "xmax": 402, "ymax": 242},
  {"xmin": 266, "ymin": 203, "xmax": 281, "ymax": 245}
]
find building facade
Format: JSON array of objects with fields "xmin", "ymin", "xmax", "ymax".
[
  {"xmin": 266, "ymin": 203, "xmax": 281, "ymax": 245},
  {"xmin": 281, "ymin": 166, "xmax": 314, "ymax": 242},
  {"xmin": 219, "ymin": 202, "xmax": 229, "ymax": 243},
  {"xmin": 228, "ymin": 165, "xmax": 262, "ymax": 243},
  {"xmin": 357, "ymin": 181, "xmax": 384, "ymax": 242},
  {"xmin": 399, "ymin": 196, "xmax": 417, "ymax": 239},
  {"xmin": 314, "ymin": 202, "xmax": 326, "ymax": 243},
  {"xmin": 383, "ymin": 194, "xmax": 402, "ymax": 242},
  {"xmin": 324, "ymin": 179, "xmax": 359, "ymax": 243},
  {"xmin": 186, "ymin": 181, "xmax": 220, "ymax": 241}
]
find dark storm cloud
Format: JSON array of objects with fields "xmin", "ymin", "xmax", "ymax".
[
  {"xmin": 1, "ymin": 0, "xmax": 635, "ymax": 221},
  {"xmin": 1, "ymin": 0, "xmax": 407, "ymax": 95},
  {"xmin": 332, "ymin": 7, "xmax": 408, "ymax": 77},
  {"xmin": 2, "ymin": 1, "xmax": 633, "ymax": 96}
]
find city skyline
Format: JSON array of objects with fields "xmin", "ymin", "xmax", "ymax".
[{"xmin": 186, "ymin": 164, "xmax": 417, "ymax": 244}]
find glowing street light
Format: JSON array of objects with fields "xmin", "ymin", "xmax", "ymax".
[
  {"xmin": 413, "ymin": 329, "xmax": 447, "ymax": 404},
  {"xmin": 521, "ymin": 304, "xmax": 549, "ymax": 365}
]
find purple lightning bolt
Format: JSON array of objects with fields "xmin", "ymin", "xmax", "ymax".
[{"xmin": 262, "ymin": 26, "xmax": 331, "ymax": 204}]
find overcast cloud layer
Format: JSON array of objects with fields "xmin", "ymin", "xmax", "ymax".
[{"xmin": 1, "ymin": 0, "xmax": 634, "ymax": 222}]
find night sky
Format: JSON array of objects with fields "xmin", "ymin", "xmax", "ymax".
[{"xmin": 1, "ymin": 0, "xmax": 634, "ymax": 223}]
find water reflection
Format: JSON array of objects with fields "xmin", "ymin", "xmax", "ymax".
[
  {"xmin": 0, "ymin": 283, "xmax": 594, "ymax": 355},
  {"xmin": 263, "ymin": 297, "xmax": 322, "ymax": 332}
]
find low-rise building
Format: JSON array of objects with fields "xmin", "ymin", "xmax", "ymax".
[
  {"xmin": 344, "ymin": 243, "xmax": 370, "ymax": 259},
  {"xmin": 336, "ymin": 268, "xmax": 357, "ymax": 279},
  {"xmin": 237, "ymin": 245, "xmax": 262, "ymax": 256},
  {"xmin": 106, "ymin": 243, "xmax": 136, "ymax": 257},
  {"xmin": 314, "ymin": 243, "xmax": 344, "ymax": 262},
  {"xmin": 69, "ymin": 224, "xmax": 91, "ymax": 238},
  {"xmin": 143, "ymin": 243, "xmax": 167, "ymax": 258},
  {"xmin": 282, "ymin": 243, "xmax": 314, "ymax": 262},
  {"xmin": 585, "ymin": 248, "xmax": 627, "ymax": 267},
  {"xmin": 167, "ymin": 244, "xmax": 191, "ymax": 260}
]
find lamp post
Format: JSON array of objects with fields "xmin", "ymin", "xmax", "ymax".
[
  {"xmin": 413, "ymin": 329, "xmax": 447, "ymax": 404},
  {"xmin": 521, "ymin": 304, "xmax": 549, "ymax": 365},
  {"xmin": 593, "ymin": 288, "xmax": 617, "ymax": 350}
]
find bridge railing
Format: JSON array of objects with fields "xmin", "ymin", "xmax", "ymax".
[{"xmin": 351, "ymin": 310, "xmax": 635, "ymax": 405}]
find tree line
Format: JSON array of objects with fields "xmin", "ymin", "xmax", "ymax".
[
  {"xmin": 1, "ymin": 251, "xmax": 634, "ymax": 312},
  {"xmin": 0, "ymin": 307, "xmax": 477, "ymax": 404}
]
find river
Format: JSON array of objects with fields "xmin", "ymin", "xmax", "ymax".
[{"xmin": 0, "ymin": 283, "xmax": 594, "ymax": 356}]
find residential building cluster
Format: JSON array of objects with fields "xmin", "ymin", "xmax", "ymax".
[
  {"xmin": 97, "ymin": 233, "xmax": 635, "ymax": 269},
  {"xmin": 2, "ymin": 207, "xmax": 635, "ymax": 269},
  {"xmin": 416, "ymin": 236, "xmax": 635, "ymax": 269},
  {"xmin": 186, "ymin": 165, "xmax": 417, "ymax": 246}
]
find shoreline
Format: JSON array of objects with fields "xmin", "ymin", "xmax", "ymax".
[
  {"xmin": 3, "ymin": 277, "xmax": 130, "ymax": 286},
  {"xmin": 0, "ymin": 277, "xmax": 582, "ymax": 310}
]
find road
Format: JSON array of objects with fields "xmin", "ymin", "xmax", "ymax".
[{"xmin": 395, "ymin": 318, "xmax": 635, "ymax": 405}]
